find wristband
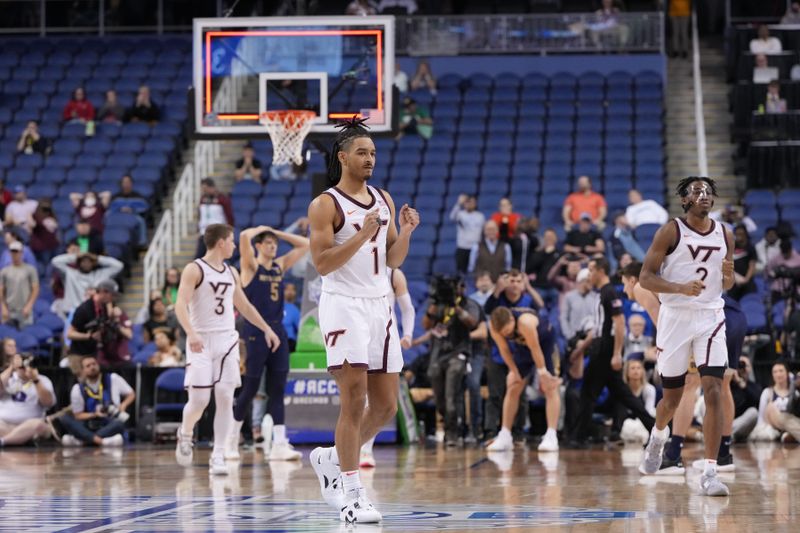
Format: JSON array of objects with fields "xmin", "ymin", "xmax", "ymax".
[{"xmin": 537, "ymin": 367, "xmax": 548, "ymax": 376}]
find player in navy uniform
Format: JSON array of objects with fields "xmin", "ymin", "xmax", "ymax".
[{"xmin": 227, "ymin": 225, "xmax": 309, "ymax": 462}]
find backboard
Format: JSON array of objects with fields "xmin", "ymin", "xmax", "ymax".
[{"xmin": 193, "ymin": 16, "xmax": 395, "ymax": 137}]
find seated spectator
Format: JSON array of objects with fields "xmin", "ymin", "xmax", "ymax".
[
  {"xmin": 109, "ymin": 175, "xmax": 149, "ymax": 248},
  {"xmin": 510, "ymin": 216, "xmax": 539, "ymax": 271},
  {"xmin": 625, "ymin": 189, "xmax": 668, "ymax": 228},
  {"xmin": 710, "ymin": 203, "xmax": 757, "ymax": 235},
  {"xmin": 196, "ymin": 178, "xmax": 234, "ymax": 258},
  {"xmin": 617, "ymin": 357, "xmax": 656, "ymax": 442},
  {"xmin": 450, "ymin": 194, "xmax": 485, "ymax": 274},
  {"xmin": 62, "ymin": 87, "xmax": 95, "ymax": 124},
  {"xmin": 4, "ymin": 186, "xmax": 37, "ymax": 237},
  {"xmin": 468, "ymin": 220, "xmax": 512, "ymax": 282},
  {"xmin": 143, "ymin": 295, "xmax": 178, "ymax": 343},
  {"xmin": 563, "ymin": 176, "xmax": 607, "ymax": 230},
  {"xmin": 0, "ymin": 242, "xmax": 39, "ymax": 329},
  {"xmin": 484, "ymin": 268, "xmax": 545, "ymax": 315},
  {"xmin": 766, "ymin": 80, "xmax": 787, "ymax": 113},
  {"xmin": 610, "ymin": 213, "xmax": 645, "ymax": 263},
  {"xmin": 783, "ymin": 2, "xmax": 800, "ymax": 23},
  {"xmin": 526, "ymin": 228, "xmax": 561, "ymax": 306},
  {"xmin": 0, "ymin": 179, "xmax": 12, "ymax": 221},
  {"xmin": 397, "ymin": 97, "xmax": 433, "ymax": 140},
  {"xmin": 751, "ymin": 361, "xmax": 797, "ymax": 441},
  {"xmin": 15, "ymin": 121, "xmax": 48, "ymax": 156},
  {"xmin": 59, "ymin": 355, "xmax": 134, "ymax": 447},
  {"xmin": 346, "ymin": 0, "xmax": 377, "ymax": 15},
  {"xmin": 409, "ymin": 60, "xmax": 436, "ymax": 95},
  {"xmin": 29, "ymin": 200, "xmax": 60, "ymax": 267},
  {"xmin": 765, "ymin": 238, "xmax": 800, "ymax": 301},
  {"xmin": 559, "ymin": 268, "xmax": 595, "ymax": 344},
  {"xmin": 563, "ymin": 214, "xmax": 605, "ymax": 257},
  {"xmin": 0, "ymin": 229, "xmax": 36, "ymax": 269},
  {"xmin": 51, "ymin": 252, "xmax": 124, "ymax": 317},
  {"xmin": 749, "ymin": 24, "xmax": 782, "ymax": 55},
  {"xmin": 148, "ymin": 330, "xmax": 183, "ymax": 367},
  {"xmin": 729, "ymin": 225, "xmax": 758, "ymax": 301},
  {"xmin": 394, "ymin": 62, "xmax": 408, "ymax": 93},
  {"xmin": 755, "ymin": 226, "xmax": 781, "ymax": 273},
  {"xmin": 623, "ymin": 314, "xmax": 655, "ymax": 361},
  {"xmin": 491, "ymin": 198, "xmax": 522, "ymax": 242},
  {"xmin": 97, "ymin": 90, "xmax": 125, "ymax": 124},
  {"xmin": 753, "ymin": 53, "xmax": 779, "ymax": 83},
  {"xmin": 124, "ymin": 85, "xmax": 161, "ymax": 123},
  {"xmin": 70, "ymin": 191, "xmax": 111, "ymax": 234},
  {"xmin": 378, "ymin": 0, "xmax": 417, "ymax": 14},
  {"xmin": 162, "ymin": 267, "xmax": 181, "ymax": 309},
  {"xmin": 589, "ymin": 0, "xmax": 630, "ymax": 47},
  {"xmin": 730, "ymin": 356, "xmax": 761, "ymax": 442},
  {"xmin": 234, "ymin": 143, "xmax": 264, "ymax": 183},
  {"xmin": 0, "ymin": 351, "xmax": 57, "ymax": 447},
  {"xmin": 469, "ymin": 271, "xmax": 494, "ymax": 307},
  {"xmin": 69, "ymin": 218, "xmax": 104, "ymax": 256}
]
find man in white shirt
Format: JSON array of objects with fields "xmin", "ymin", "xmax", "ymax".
[
  {"xmin": 0, "ymin": 350, "xmax": 56, "ymax": 446},
  {"xmin": 624, "ymin": 189, "xmax": 668, "ymax": 228},
  {"xmin": 753, "ymin": 54, "xmax": 779, "ymax": 83},
  {"xmin": 4, "ymin": 186, "xmax": 38, "ymax": 237},
  {"xmin": 749, "ymin": 25, "xmax": 783, "ymax": 54}
]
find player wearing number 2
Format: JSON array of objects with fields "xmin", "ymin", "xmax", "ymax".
[
  {"xmin": 307, "ymin": 118, "xmax": 419, "ymax": 524},
  {"xmin": 637, "ymin": 177, "xmax": 735, "ymax": 497}
]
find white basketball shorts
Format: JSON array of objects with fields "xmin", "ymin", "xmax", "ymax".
[
  {"xmin": 318, "ymin": 292, "xmax": 402, "ymax": 373},
  {"xmin": 184, "ymin": 330, "xmax": 241, "ymax": 389},
  {"xmin": 655, "ymin": 306, "xmax": 727, "ymax": 378}
]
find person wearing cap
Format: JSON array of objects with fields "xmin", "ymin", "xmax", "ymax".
[
  {"xmin": 4, "ymin": 186, "xmax": 38, "ymax": 237},
  {"xmin": 234, "ymin": 143, "xmax": 264, "ymax": 183},
  {"xmin": 559, "ymin": 267, "xmax": 596, "ymax": 344},
  {"xmin": 51, "ymin": 251, "xmax": 124, "ymax": 316},
  {"xmin": 196, "ymin": 178, "xmax": 234, "ymax": 258},
  {"xmin": 0, "ymin": 241, "xmax": 39, "ymax": 329},
  {"xmin": 64, "ymin": 280, "xmax": 123, "ymax": 371},
  {"xmin": 0, "ymin": 228, "xmax": 36, "ymax": 270},
  {"xmin": 562, "ymin": 176, "xmax": 607, "ymax": 231},
  {"xmin": 563, "ymin": 212, "xmax": 605, "ymax": 257}
]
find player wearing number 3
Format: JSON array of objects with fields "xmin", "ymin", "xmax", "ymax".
[
  {"xmin": 637, "ymin": 177, "xmax": 735, "ymax": 497},
  {"xmin": 307, "ymin": 118, "xmax": 419, "ymax": 524}
]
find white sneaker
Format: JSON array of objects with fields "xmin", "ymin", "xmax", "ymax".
[
  {"xmin": 537, "ymin": 432, "xmax": 559, "ymax": 452},
  {"xmin": 61, "ymin": 434, "xmax": 83, "ymax": 447},
  {"xmin": 102, "ymin": 434, "xmax": 124, "ymax": 447},
  {"xmin": 209, "ymin": 455, "xmax": 229, "ymax": 476},
  {"xmin": 486, "ymin": 432, "xmax": 513, "ymax": 452},
  {"xmin": 310, "ymin": 446, "xmax": 345, "ymax": 509},
  {"xmin": 700, "ymin": 473, "xmax": 730, "ymax": 497},
  {"xmin": 359, "ymin": 449, "xmax": 376, "ymax": 468},
  {"xmin": 260, "ymin": 414, "xmax": 274, "ymax": 454},
  {"xmin": 340, "ymin": 488, "xmax": 382, "ymax": 524},
  {"xmin": 269, "ymin": 441, "xmax": 302, "ymax": 461},
  {"xmin": 175, "ymin": 430, "xmax": 194, "ymax": 467},
  {"xmin": 224, "ymin": 420, "xmax": 243, "ymax": 461}
]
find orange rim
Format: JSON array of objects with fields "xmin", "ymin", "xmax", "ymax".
[{"xmin": 260, "ymin": 110, "xmax": 316, "ymax": 130}]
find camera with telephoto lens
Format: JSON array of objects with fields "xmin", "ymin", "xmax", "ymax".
[
  {"xmin": 429, "ymin": 274, "xmax": 461, "ymax": 307},
  {"xmin": 84, "ymin": 314, "xmax": 120, "ymax": 349},
  {"xmin": 771, "ymin": 265, "xmax": 800, "ymax": 281}
]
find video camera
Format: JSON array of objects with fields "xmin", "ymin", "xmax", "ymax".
[
  {"xmin": 84, "ymin": 314, "xmax": 120, "ymax": 349},
  {"xmin": 429, "ymin": 274, "xmax": 462, "ymax": 307},
  {"xmin": 771, "ymin": 265, "xmax": 800, "ymax": 282}
]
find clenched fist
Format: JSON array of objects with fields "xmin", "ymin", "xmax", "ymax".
[
  {"xmin": 680, "ymin": 279, "xmax": 705, "ymax": 297},
  {"xmin": 399, "ymin": 204, "xmax": 419, "ymax": 233}
]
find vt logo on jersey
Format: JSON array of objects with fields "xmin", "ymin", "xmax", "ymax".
[
  {"xmin": 687, "ymin": 245, "xmax": 721, "ymax": 262},
  {"xmin": 324, "ymin": 329, "xmax": 347, "ymax": 347},
  {"xmin": 209, "ymin": 280, "xmax": 232, "ymax": 315}
]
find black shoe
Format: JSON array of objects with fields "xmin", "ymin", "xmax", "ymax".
[
  {"xmin": 716, "ymin": 454, "xmax": 735, "ymax": 472},
  {"xmin": 655, "ymin": 454, "xmax": 685, "ymax": 476}
]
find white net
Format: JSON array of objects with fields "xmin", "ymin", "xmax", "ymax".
[{"xmin": 259, "ymin": 110, "xmax": 316, "ymax": 166}]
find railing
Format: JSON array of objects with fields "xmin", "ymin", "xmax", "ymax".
[{"xmin": 142, "ymin": 209, "xmax": 172, "ymax": 308}]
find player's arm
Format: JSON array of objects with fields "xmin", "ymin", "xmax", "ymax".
[
  {"xmin": 633, "ymin": 283, "xmax": 660, "ymax": 326},
  {"xmin": 230, "ymin": 267, "xmax": 280, "ymax": 350},
  {"xmin": 611, "ymin": 313, "xmax": 625, "ymax": 370},
  {"xmin": 722, "ymin": 227, "xmax": 735, "ymax": 291},
  {"xmin": 639, "ymin": 221, "xmax": 704, "ymax": 296},
  {"xmin": 174, "ymin": 263, "xmax": 204, "ymax": 353},
  {"xmin": 238, "ymin": 226, "xmax": 266, "ymax": 281},
  {"xmin": 392, "ymin": 269, "xmax": 416, "ymax": 347},
  {"xmin": 308, "ymin": 193, "xmax": 373, "ymax": 276},
  {"xmin": 517, "ymin": 314, "xmax": 547, "ymax": 373},
  {"xmin": 488, "ymin": 323, "xmax": 520, "ymax": 377},
  {"xmin": 272, "ymin": 228, "xmax": 310, "ymax": 272},
  {"xmin": 382, "ymin": 189, "xmax": 419, "ymax": 268},
  {"xmin": 470, "ymin": 321, "xmax": 488, "ymax": 341}
]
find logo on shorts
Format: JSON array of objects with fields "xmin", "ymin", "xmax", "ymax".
[{"xmin": 324, "ymin": 329, "xmax": 347, "ymax": 347}]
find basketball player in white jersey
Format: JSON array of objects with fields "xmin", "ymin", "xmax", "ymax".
[
  {"xmin": 307, "ymin": 118, "xmax": 419, "ymax": 524},
  {"xmin": 173, "ymin": 224, "xmax": 280, "ymax": 476},
  {"xmin": 636, "ymin": 177, "xmax": 734, "ymax": 497},
  {"xmin": 359, "ymin": 266, "xmax": 416, "ymax": 468}
]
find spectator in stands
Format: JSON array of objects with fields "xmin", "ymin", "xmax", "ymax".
[
  {"xmin": 97, "ymin": 90, "xmax": 125, "ymax": 124},
  {"xmin": 560, "ymin": 268, "xmax": 595, "ymax": 344},
  {"xmin": 491, "ymin": 198, "xmax": 522, "ymax": 242},
  {"xmin": 669, "ymin": 0, "xmax": 690, "ymax": 59},
  {"xmin": 30, "ymin": 200, "xmax": 59, "ymax": 267},
  {"xmin": 64, "ymin": 280, "xmax": 121, "ymax": 368},
  {"xmin": 510, "ymin": 217, "xmax": 539, "ymax": 272},
  {"xmin": 624, "ymin": 189, "xmax": 668, "ymax": 228},
  {"xmin": 148, "ymin": 330, "xmax": 183, "ymax": 367},
  {"xmin": 765, "ymin": 80, "xmax": 788, "ymax": 113},
  {"xmin": 394, "ymin": 63, "xmax": 408, "ymax": 93},
  {"xmin": 196, "ymin": 178, "xmax": 234, "ymax": 258},
  {"xmin": 59, "ymin": 355, "xmax": 134, "ymax": 447},
  {"xmin": 0, "ymin": 180, "xmax": 12, "ymax": 222},
  {"xmin": 124, "ymin": 85, "xmax": 161, "ymax": 123},
  {"xmin": 51, "ymin": 252, "xmax": 123, "ymax": 317},
  {"xmin": 753, "ymin": 53, "xmax": 779, "ymax": 83},
  {"xmin": 484, "ymin": 269, "xmax": 545, "ymax": 315},
  {"xmin": 590, "ymin": 0, "xmax": 629, "ymax": 47},
  {"xmin": 547, "ymin": 254, "xmax": 583, "ymax": 305},
  {"xmin": 98, "ymin": 294, "xmax": 133, "ymax": 368},
  {"xmin": 397, "ymin": 97, "xmax": 433, "ymax": 140},
  {"xmin": 450, "ymin": 194, "xmax": 485, "ymax": 274},
  {"xmin": 377, "ymin": 0, "xmax": 417, "ymax": 14},
  {"xmin": 756, "ymin": 226, "xmax": 781, "ymax": 274},
  {"xmin": 729, "ymin": 225, "xmax": 758, "ymax": 300},
  {"xmin": 0, "ymin": 229, "xmax": 36, "ymax": 269},
  {"xmin": 70, "ymin": 191, "xmax": 111, "ymax": 234},
  {"xmin": 69, "ymin": 218, "xmax": 104, "ymax": 256},
  {"xmin": 526, "ymin": 228, "xmax": 561, "ymax": 307},
  {"xmin": 109, "ymin": 175, "xmax": 149, "ymax": 248},
  {"xmin": 4, "ymin": 186, "xmax": 37, "ymax": 237},
  {"xmin": 730, "ymin": 356, "xmax": 761, "ymax": 441},
  {"xmin": 62, "ymin": 87, "xmax": 95, "ymax": 124},
  {"xmin": 563, "ymin": 176, "xmax": 607, "ymax": 231},
  {"xmin": 623, "ymin": 314, "xmax": 655, "ymax": 361},
  {"xmin": 410, "ymin": 60, "xmax": 437, "ymax": 95},
  {"xmin": 15, "ymin": 121, "xmax": 48, "ymax": 156},
  {"xmin": 468, "ymin": 220, "xmax": 512, "ymax": 282},
  {"xmin": 346, "ymin": 0, "xmax": 377, "ymax": 15},
  {"xmin": 564, "ymin": 214, "xmax": 605, "ymax": 257},
  {"xmin": 749, "ymin": 24, "xmax": 783, "ymax": 55},
  {"xmin": 709, "ymin": 203, "xmax": 757, "ymax": 235},
  {"xmin": 162, "ymin": 268, "xmax": 181, "ymax": 310},
  {"xmin": 617, "ymin": 357, "xmax": 656, "ymax": 442},
  {"xmin": 750, "ymin": 361, "xmax": 797, "ymax": 441},
  {"xmin": 0, "ymin": 242, "xmax": 39, "ymax": 329},
  {"xmin": 234, "ymin": 143, "xmax": 264, "ymax": 183},
  {"xmin": 469, "ymin": 271, "xmax": 494, "ymax": 307},
  {"xmin": 610, "ymin": 213, "xmax": 645, "ymax": 263},
  {"xmin": 0, "ymin": 351, "xmax": 57, "ymax": 447},
  {"xmin": 783, "ymin": 2, "xmax": 800, "ymax": 23},
  {"xmin": 765, "ymin": 238, "xmax": 800, "ymax": 302},
  {"xmin": 283, "ymin": 283, "xmax": 301, "ymax": 352},
  {"xmin": 143, "ymin": 295, "xmax": 178, "ymax": 343}
]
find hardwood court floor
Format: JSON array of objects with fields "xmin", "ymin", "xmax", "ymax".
[{"xmin": 0, "ymin": 441, "xmax": 798, "ymax": 532}]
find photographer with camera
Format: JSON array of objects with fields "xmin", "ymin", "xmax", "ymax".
[
  {"xmin": 0, "ymin": 343, "xmax": 57, "ymax": 447},
  {"xmin": 59, "ymin": 355, "xmax": 134, "ymax": 447},
  {"xmin": 422, "ymin": 275, "xmax": 481, "ymax": 446},
  {"xmin": 765, "ymin": 238, "xmax": 800, "ymax": 357}
]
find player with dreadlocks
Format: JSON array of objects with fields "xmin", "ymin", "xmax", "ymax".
[
  {"xmin": 636, "ymin": 177, "xmax": 735, "ymax": 496},
  {"xmin": 307, "ymin": 117, "xmax": 419, "ymax": 524}
]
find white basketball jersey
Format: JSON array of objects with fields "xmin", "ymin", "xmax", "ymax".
[
  {"xmin": 659, "ymin": 218, "xmax": 728, "ymax": 310},
  {"xmin": 320, "ymin": 185, "xmax": 392, "ymax": 298},
  {"xmin": 189, "ymin": 259, "xmax": 236, "ymax": 333}
]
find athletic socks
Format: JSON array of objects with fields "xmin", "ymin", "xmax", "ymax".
[
  {"xmin": 719, "ymin": 435, "xmax": 731, "ymax": 458},
  {"xmin": 329, "ymin": 446, "xmax": 340, "ymax": 466},
  {"xmin": 342, "ymin": 470, "xmax": 362, "ymax": 499},
  {"xmin": 703, "ymin": 459, "xmax": 718, "ymax": 477},
  {"xmin": 544, "ymin": 428, "xmax": 557, "ymax": 440},
  {"xmin": 273, "ymin": 424, "xmax": 287, "ymax": 444},
  {"xmin": 665, "ymin": 435, "xmax": 684, "ymax": 461}
]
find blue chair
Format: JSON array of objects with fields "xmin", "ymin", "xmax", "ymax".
[
  {"xmin": 743, "ymin": 189, "xmax": 776, "ymax": 209},
  {"xmin": 152, "ymin": 368, "xmax": 187, "ymax": 442}
]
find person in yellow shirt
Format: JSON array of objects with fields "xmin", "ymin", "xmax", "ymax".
[{"xmin": 670, "ymin": 0, "xmax": 691, "ymax": 58}]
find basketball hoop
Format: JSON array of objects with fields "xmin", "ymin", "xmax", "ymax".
[{"xmin": 259, "ymin": 110, "xmax": 316, "ymax": 166}]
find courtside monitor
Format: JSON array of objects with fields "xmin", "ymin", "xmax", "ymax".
[{"xmin": 193, "ymin": 16, "xmax": 395, "ymax": 137}]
